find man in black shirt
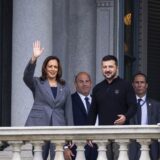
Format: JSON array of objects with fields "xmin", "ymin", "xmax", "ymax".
[{"xmin": 88, "ymin": 55, "xmax": 137, "ymax": 159}]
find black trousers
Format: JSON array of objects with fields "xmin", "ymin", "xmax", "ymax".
[{"xmin": 42, "ymin": 141, "xmax": 55, "ymax": 160}]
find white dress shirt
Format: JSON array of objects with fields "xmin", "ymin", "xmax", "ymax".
[
  {"xmin": 77, "ymin": 92, "xmax": 91, "ymax": 113},
  {"xmin": 136, "ymin": 95, "xmax": 148, "ymax": 124},
  {"xmin": 77, "ymin": 92, "xmax": 99, "ymax": 125}
]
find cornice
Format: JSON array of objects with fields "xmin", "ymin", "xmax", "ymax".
[{"xmin": 96, "ymin": 0, "xmax": 114, "ymax": 7}]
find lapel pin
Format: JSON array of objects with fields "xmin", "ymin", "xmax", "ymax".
[{"xmin": 114, "ymin": 89, "xmax": 119, "ymax": 94}]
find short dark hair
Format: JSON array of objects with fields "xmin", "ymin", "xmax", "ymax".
[
  {"xmin": 102, "ymin": 55, "xmax": 118, "ymax": 66},
  {"xmin": 40, "ymin": 56, "xmax": 65, "ymax": 85},
  {"xmin": 132, "ymin": 72, "xmax": 148, "ymax": 83}
]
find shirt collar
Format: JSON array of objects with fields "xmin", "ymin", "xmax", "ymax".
[
  {"xmin": 136, "ymin": 95, "xmax": 146, "ymax": 102},
  {"xmin": 105, "ymin": 76, "xmax": 120, "ymax": 84},
  {"xmin": 77, "ymin": 92, "xmax": 91, "ymax": 100}
]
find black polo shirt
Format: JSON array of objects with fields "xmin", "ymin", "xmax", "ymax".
[{"xmin": 88, "ymin": 76, "xmax": 137, "ymax": 125}]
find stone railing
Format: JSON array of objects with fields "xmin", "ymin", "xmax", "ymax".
[{"xmin": 0, "ymin": 125, "xmax": 160, "ymax": 160}]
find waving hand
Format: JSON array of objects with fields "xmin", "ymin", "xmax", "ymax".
[{"xmin": 31, "ymin": 40, "xmax": 44, "ymax": 62}]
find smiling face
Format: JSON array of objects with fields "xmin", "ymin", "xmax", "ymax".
[
  {"xmin": 75, "ymin": 72, "xmax": 92, "ymax": 96},
  {"xmin": 101, "ymin": 60, "xmax": 118, "ymax": 82},
  {"xmin": 45, "ymin": 59, "xmax": 58, "ymax": 80}
]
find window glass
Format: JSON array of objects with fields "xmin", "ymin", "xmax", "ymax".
[{"xmin": 124, "ymin": 0, "xmax": 135, "ymax": 80}]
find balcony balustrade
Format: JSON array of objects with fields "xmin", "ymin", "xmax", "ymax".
[{"xmin": 0, "ymin": 125, "xmax": 159, "ymax": 160}]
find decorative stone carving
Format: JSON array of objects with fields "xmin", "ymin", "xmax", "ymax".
[{"xmin": 96, "ymin": 0, "xmax": 114, "ymax": 7}]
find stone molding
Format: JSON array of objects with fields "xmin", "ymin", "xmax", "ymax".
[
  {"xmin": 96, "ymin": 0, "xmax": 114, "ymax": 7},
  {"xmin": 0, "ymin": 125, "xmax": 159, "ymax": 160}
]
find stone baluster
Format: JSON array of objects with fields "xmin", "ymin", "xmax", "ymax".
[
  {"xmin": 137, "ymin": 139, "xmax": 151, "ymax": 160},
  {"xmin": 158, "ymin": 139, "xmax": 160, "ymax": 160},
  {"xmin": 75, "ymin": 140, "xmax": 86, "ymax": 160},
  {"xmin": 9, "ymin": 141, "xmax": 23, "ymax": 160},
  {"xmin": 115, "ymin": 139, "xmax": 129, "ymax": 160},
  {"xmin": 31, "ymin": 141, "xmax": 44, "ymax": 160},
  {"xmin": 0, "ymin": 141, "xmax": 3, "ymax": 149},
  {"xmin": 95, "ymin": 140, "xmax": 109, "ymax": 160},
  {"xmin": 52, "ymin": 140, "xmax": 65, "ymax": 160}
]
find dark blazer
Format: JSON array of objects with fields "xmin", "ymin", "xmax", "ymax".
[
  {"xmin": 129, "ymin": 98, "xmax": 160, "ymax": 160},
  {"xmin": 23, "ymin": 60, "xmax": 73, "ymax": 126},
  {"xmin": 71, "ymin": 92, "xmax": 98, "ymax": 160},
  {"xmin": 72, "ymin": 92, "xmax": 89, "ymax": 125}
]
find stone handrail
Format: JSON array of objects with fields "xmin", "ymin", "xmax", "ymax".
[{"xmin": 0, "ymin": 125, "xmax": 159, "ymax": 160}]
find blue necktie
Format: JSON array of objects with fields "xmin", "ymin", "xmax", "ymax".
[
  {"xmin": 137, "ymin": 99, "xmax": 142, "ymax": 124},
  {"xmin": 84, "ymin": 97, "xmax": 91, "ymax": 113}
]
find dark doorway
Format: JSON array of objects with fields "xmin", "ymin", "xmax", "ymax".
[
  {"xmin": 147, "ymin": 0, "xmax": 160, "ymax": 101},
  {"xmin": 0, "ymin": 0, "xmax": 12, "ymax": 126}
]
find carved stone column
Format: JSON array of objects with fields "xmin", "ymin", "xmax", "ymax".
[
  {"xmin": 96, "ymin": 0, "xmax": 116, "ymax": 82},
  {"xmin": 9, "ymin": 141, "xmax": 23, "ymax": 160},
  {"xmin": 31, "ymin": 141, "xmax": 44, "ymax": 160},
  {"xmin": 137, "ymin": 139, "xmax": 151, "ymax": 160},
  {"xmin": 115, "ymin": 139, "xmax": 129, "ymax": 160},
  {"xmin": 52, "ymin": 140, "xmax": 65, "ymax": 160},
  {"xmin": 96, "ymin": 140, "xmax": 109, "ymax": 160},
  {"xmin": 12, "ymin": 0, "xmax": 54, "ymax": 126},
  {"xmin": 75, "ymin": 140, "xmax": 86, "ymax": 160}
]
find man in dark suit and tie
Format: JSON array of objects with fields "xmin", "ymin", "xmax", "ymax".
[
  {"xmin": 64, "ymin": 72, "xmax": 98, "ymax": 160},
  {"xmin": 129, "ymin": 72, "xmax": 160, "ymax": 160}
]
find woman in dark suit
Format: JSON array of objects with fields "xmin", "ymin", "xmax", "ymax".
[{"xmin": 23, "ymin": 40, "xmax": 73, "ymax": 160}]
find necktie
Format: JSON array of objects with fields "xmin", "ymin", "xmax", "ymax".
[
  {"xmin": 137, "ymin": 99, "xmax": 142, "ymax": 124},
  {"xmin": 84, "ymin": 97, "xmax": 91, "ymax": 113}
]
